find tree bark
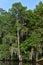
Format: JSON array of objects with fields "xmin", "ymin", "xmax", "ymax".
[
  {"xmin": 17, "ymin": 20, "xmax": 22, "ymax": 61},
  {"xmin": 29, "ymin": 48, "xmax": 34, "ymax": 60}
]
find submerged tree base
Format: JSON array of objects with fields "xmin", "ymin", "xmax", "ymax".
[{"xmin": 36, "ymin": 58, "xmax": 43, "ymax": 65}]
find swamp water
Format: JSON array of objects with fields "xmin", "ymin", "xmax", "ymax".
[{"xmin": 0, "ymin": 61, "xmax": 40, "ymax": 65}]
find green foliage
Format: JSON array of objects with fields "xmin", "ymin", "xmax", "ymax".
[
  {"xmin": 21, "ymin": 32, "xmax": 40, "ymax": 52},
  {"xmin": 0, "ymin": 44, "xmax": 9, "ymax": 51},
  {"xmin": 0, "ymin": 44, "xmax": 10, "ymax": 60}
]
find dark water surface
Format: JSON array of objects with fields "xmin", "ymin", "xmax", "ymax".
[{"xmin": 0, "ymin": 61, "xmax": 39, "ymax": 65}]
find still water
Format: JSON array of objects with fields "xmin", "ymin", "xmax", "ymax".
[{"xmin": 0, "ymin": 61, "xmax": 39, "ymax": 65}]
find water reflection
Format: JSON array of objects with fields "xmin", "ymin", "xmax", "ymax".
[{"xmin": 0, "ymin": 61, "xmax": 40, "ymax": 65}]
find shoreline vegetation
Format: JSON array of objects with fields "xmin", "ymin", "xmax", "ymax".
[{"xmin": 0, "ymin": 1, "xmax": 43, "ymax": 64}]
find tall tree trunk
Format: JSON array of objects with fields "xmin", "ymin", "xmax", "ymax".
[
  {"xmin": 36, "ymin": 46, "xmax": 39, "ymax": 61},
  {"xmin": 29, "ymin": 48, "xmax": 34, "ymax": 60},
  {"xmin": 17, "ymin": 20, "xmax": 22, "ymax": 61}
]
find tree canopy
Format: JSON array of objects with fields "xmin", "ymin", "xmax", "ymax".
[{"xmin": 0, "ymin": 1, "xmax": 43, "ymax": 60}]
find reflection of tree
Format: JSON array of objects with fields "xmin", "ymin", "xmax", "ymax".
[
  {"xmin": 19, "ymin": 62, "xmax": 22, "ymax": 65},
  {"xmin": 0, "ymin": 61, "xmax": 10, "ymax": 65}
]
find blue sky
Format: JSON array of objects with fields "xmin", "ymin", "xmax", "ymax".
[{"xmin": 0, "ymin": 0, "xmax": 43, "ymax": 11}]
